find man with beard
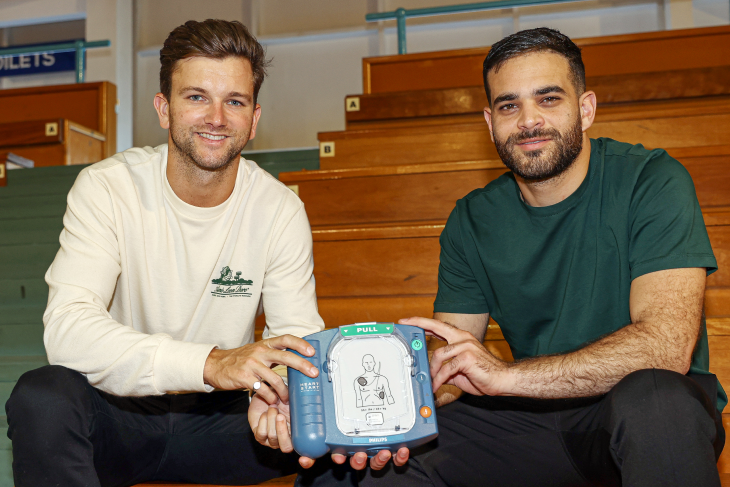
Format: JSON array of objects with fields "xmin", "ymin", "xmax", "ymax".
[
  {"xmin": 300, "ymin": 28, "xmax": 726, "ymax": 487},
  {"xmin": 5, "ymin": 20, "xmax": 324, "ymax": 486}
]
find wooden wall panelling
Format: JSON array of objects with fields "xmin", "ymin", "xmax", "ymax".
[
  {"xmin": 0, "ymin": 82, "xmax": 117, "ymax": 158},
  {"xmin": 363, "ymin": 26, "xmax": 730, "ymax": 94},
  {"xmin": 347, "ymin": 66, "xmax": 730, "ymax": 129}
]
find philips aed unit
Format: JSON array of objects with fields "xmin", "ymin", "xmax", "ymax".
[{"xmin": 288, "ymin": 323, "xmax": 438, "ymax": 459}]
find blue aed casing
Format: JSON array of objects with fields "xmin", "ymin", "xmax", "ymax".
[{"xmin": 288, "ymin": 323, "xmax": 438, "ymax": 458}]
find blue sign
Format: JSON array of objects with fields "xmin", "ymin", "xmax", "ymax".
[{"xmin": 0, "ymin": 43, "xmax": 79, "ymax": 78}]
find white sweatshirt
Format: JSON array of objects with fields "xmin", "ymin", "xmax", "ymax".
[{"xmin": 43, "ymin": 144, "xmax": 324, "ymax": 396}]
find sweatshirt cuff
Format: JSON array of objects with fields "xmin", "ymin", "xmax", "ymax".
[{"xmin": 153, "ymin": 338, "xmax": 218, "ymax": 393}]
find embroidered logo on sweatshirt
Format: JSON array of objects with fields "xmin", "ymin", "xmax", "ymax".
[{"xmin": 211, "ymin": 266, "xmax": 253, "ymax": 298}]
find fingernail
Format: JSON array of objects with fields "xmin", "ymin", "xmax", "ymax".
[
  {"xmin": 307, "ymin": 347, "xmax": 314, "ymax": 355},
  {"xmin": 310, "ymin": 367, "xmax": 319, "ymax": 376}
]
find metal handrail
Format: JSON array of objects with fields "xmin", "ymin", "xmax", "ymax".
[
  {"xmin": 0, "ymin": 40, "xmax": 111, "ymax": 83},
  {"xmin": 366, "ymin": 0, "xmax": 583, "ymax": 54}
]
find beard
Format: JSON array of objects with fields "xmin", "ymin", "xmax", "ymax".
[
  {"xmin": 494, "ymin": 116, "xmax": 583, "ymax": 181},
  {"xmin": 168, "ymin": 109, "xmax": 251, "ymax": 172}
]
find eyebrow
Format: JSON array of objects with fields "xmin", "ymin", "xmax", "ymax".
[
  {"xmin": 492, "ymin": 92, "xmax": 518, "ymax": 105},
  {"xmin": 533, "ymin": 85, "xmax": 567, "ymax": 96},
  {"xmin": 178, "ymin": 86, "xmax": 252, "ymax": 101},
  {"xmin": 492, "ymin": 85, "xmax": 568, "ymax": 106}
]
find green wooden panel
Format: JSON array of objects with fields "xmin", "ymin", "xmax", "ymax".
[
  {"xmin": 0, "ymin": 243, "xmax": 59, "ymax": 279},
  {"xmin": 0, "ymin": 357, "xmax": 47, "ymax": 383},
  {"xmin": 0, "ymin": 416, "xmax": 8, "ymax": 451},
  {"xmin": 0, "ymin": 325, "xmax": 45, "ymax": 355},
  {"xmin": 0, "ymin": 449, "xmax": 11, "ymax": 487},
  {"xmin": 0, "ymin": 176, "xmax": 78, "ymax": 200},
  {"xmin": 243, "ymin": 149, "xmax": 319, "ymax": 179},
  {"xmin": 0, "ymin": 279, "xmax": 48, "ymax": 305},
  {"xmin": 0, "ymin": 304, "xmax": 45, "ymax": 326},
  {"xmin": 0, "ymin": 218, "xmax": 63, "ymax": 246},
  {"xmin": 0, "ymin": 383, "xmax": 14, "ymax": 419},
  {"xmin": 0, "ymin": 194, "xmax": 68, "ymax": 220}
]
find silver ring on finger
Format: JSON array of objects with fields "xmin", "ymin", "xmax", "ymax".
[{"xmin": 253, "ymin": 381, "xmax": 262, "ymax": 391}]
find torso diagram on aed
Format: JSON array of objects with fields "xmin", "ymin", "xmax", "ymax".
[{"xmin": 288, "ymin": 323, "xmax": 438, "ymax": 459}]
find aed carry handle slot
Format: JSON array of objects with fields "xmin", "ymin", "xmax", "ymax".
[{"xmin": 288, "ymin": 324, "xmax": 438, "ymax": 459}]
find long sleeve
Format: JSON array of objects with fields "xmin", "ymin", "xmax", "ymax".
[
  {"xmin": 261, "ymin": 204, "xmax": 325, "ymax": 339},
  {"xmin": 43, "ymin": 167, "xmax": 216, "ymax": 396}
]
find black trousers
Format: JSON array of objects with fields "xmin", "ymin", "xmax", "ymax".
[
  {"xmin": 299, "ymin": 369, "xmax": 725, "ymax": 487},
  {"xmin": 5, "ymin": 365, "xmax": 299, "ymax": 487}
]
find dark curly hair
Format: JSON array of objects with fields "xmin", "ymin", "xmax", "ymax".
[
  {"xmin": 159, "ymin": 19, "xmax": 269, "ymax": 104},
  {"xmin": 483, "ymin": 27, "xmax": 585, "ymax": 105}
]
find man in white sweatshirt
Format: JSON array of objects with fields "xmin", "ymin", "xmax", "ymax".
[{"xmin": 5, "ymin": 19, "xmax": 324, "ymax": 487}]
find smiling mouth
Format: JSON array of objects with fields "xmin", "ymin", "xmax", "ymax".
[
  {"xmin": 517, "ymin": 138, "xmax": 550, "ymax": 146},
  {"xmin": 197, "ymin": 132, "xmax": 228, "ymax": 141}
]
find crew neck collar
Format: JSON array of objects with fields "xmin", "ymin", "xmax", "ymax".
[
  {"xmin": 160, "ymin": 144, "xmax": 244, "ymax": 220},
  {"xmin": 515, "ymin": 139, "xmax": 598, "ymax": 217}
]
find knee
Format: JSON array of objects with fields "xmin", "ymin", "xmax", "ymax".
[
  {"xmin": 6, "ymin": 365, "xmax": 91, "ymax": 425},
  {"xmin": 608, "ymin": 369, "xmax": 714, "ymax": 431}
]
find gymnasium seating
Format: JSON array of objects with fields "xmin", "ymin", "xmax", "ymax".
[
  {"xmin": 0, "ymin": 82, "xmax": 117, "ymax": 166},
  {"xmin": 0, "ymin": 118, "xmax": 106, "ymax": 167}
]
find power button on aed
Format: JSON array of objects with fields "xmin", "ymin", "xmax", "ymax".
[
  {"xmin": 411, "ymin": 339, "xmax": 423, "ymax": 351},
  {"xmin": 420, "ymin": 406, "xmax": 432, "ymax": 418}
]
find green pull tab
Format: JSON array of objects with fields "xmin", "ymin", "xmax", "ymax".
[{"xmin": 340, "ymin": 323, "xmax": 394, "ymax": 337}]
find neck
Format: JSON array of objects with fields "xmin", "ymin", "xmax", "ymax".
[
  {"xmin": 516, "ymin": 136, "xmax": 591, "ymax": 208},
  {"xmin": 166, "ymin": 142, "xmax": 239, "ymax": 208}
]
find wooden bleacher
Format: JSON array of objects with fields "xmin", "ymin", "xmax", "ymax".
[
  {"xmin": 0, "ymin": 118, "xmax": 106, "ymax": 167},
  {"xmin": 0, "ymin": 82, "xmax": 116, "ymax": 167}
]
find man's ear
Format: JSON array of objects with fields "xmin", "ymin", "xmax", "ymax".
[
  {"xmin": 578, "ymin": 90, "xmax": 597, "ymax": 132},
  {"xmin": 248, "ymin": 104, "xmax": 262, "ymax": 141},
  {"xmin": 154, "ymin": 93, "xmax": 170, "ymax": 130},
  {"xmin": 484, "ymin": 107, "xmax": 495, "ymax": 143}
]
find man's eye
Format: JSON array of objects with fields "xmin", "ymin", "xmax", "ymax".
[
  {"xmin": 543, "ymin": 96, "xmax": 560, "ymax": 103},
  {"xmin": 499, "ymin": 104, "xmax": 516, "ymax": 111},
  {"xmin": 189, "ymin": 95, "xmax": 204, "ymax": 101},
  {"xmin": 228, "ymin": 100, "xmax": 243, "ymax": 106}
]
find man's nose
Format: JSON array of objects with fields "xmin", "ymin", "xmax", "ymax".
[
  {"xmin": 205, "ymin": 101, "xmax": 227, "ymax": 127},
  {"xmin": 517, "ymin": 102, "xmax": 544, "ymax": 131}
]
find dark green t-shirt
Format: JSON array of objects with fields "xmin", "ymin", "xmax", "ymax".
[{"xmin": 434, "ymin": 137, "xmax": 726, "ymax": 410}]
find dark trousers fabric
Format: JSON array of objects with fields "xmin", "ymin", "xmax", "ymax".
[
  {"xmin": 5, "ymin": 365, "xmax": 299, "ymax": 487},
  {"xmin": 298, "ymin": 369, "xmax": 725, "ymax": 487}
]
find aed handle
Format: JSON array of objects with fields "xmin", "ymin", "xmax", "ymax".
[{"xmin": 288, "ymin": 340, "xmax": 330, "ymax": 458}]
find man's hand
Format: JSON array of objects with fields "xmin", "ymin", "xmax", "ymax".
[
  {"xmin": 331, "ymin": 449, "xmax": 410, "ymax": 471},
  {"xmin": 203, "ymin": 335, "xmax": 319, "ymax": 405},
  {"xmin": 248, "ymin": 393, "xmax": 410, "ymax": 470},
  {"xmin": 400, "ymin": 317, "xmax": 510, "ymax": 396}
]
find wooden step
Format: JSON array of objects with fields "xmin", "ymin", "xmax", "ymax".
[
  {"xmin": 362, "ymin": 25, "xmax": 730, "ymax": 94},
  {"xmin": 320, "ymin": 96, "xmax": 730, "ymax": 169},
  {"xmin": 346, "ymin": 66, "xmax": 730, "ymax": 130},
  {"xmin": 282, "ymin": 145, "xmax": 730, "ymax": 227}
]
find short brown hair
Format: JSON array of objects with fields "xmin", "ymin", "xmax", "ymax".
[
  {"xmin": 483, "ymin": 28, "xmax": 585, "ymax": 105},
  {"xmin": 160, "ymin": 19, "xmax": 269, "ymax": 104}
]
